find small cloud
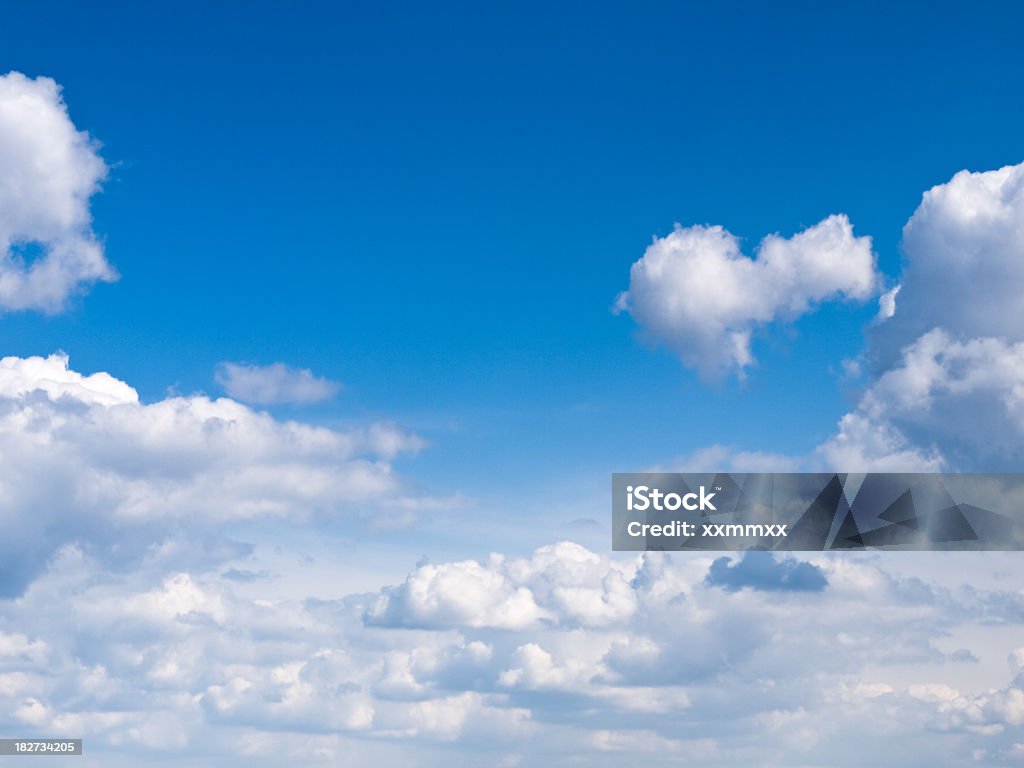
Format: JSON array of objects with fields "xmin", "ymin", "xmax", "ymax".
[
  {"xmin": 876, "ymin": 284, "xmax": 900, "ymax": 321},
  {"xmin": 839, "ymin": 357, "xmax": 863, "ymax": 379},
  {"xmin": 215, "ymin": 362, "xmax": 340, "ymax": 405},
  {"xmin": 705, "ymin": 551, "xmax": 828, "ymax": 593}
]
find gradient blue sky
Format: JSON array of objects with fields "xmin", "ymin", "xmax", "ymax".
[
  {"xmin": 4, "ymin": 1, "xmax": 1023, "ymax": 505},
  {"xmin": 5, "ymin": 4, "xmax": 1024, "ymax": 766}
]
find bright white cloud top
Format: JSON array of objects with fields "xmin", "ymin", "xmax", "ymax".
[
  {"xmin": 616, "ymin": 214, "xmax": 879, "ymax": 378},
  {"xmin": 215, "ymin": 361, "xmax": 341, "ymax": 405},
  {"xmin": 874, "ymin": 163, "xmax": 1024, "ymax": 364},
  {"xmin": 0, "ymin": 72, "xmax": 114, "ymax": 312}
]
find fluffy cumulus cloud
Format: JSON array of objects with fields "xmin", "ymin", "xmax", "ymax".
[
  {"xmin": 872, "ymin": 163, "xmax": 1024, "ymax": 365},
  {"xmin": 0, "ymin": 72, "xmax": 114, "ymax": 312},
  {"xmin": 822, "ymin": 161, "xmax": 1024, "ymax": 471},
  {"xmin": 5, "ymin": 540, "xmax": 1024, "ymax": 766},
  {"xmin": 817, "ymin": 329, "xmax": 1024, "ymax": 470},
  {"xmin": 366, "ymin": 543, "xmax": 637, "ymax": 630},
  {"xmin": 215, "ymin": 362, "xmax": 341, "ymax": 405},
  {"xmin": 0, "ymin": 353, "xmax": 428, "ymax": 596},
  {"xmin": 616, "ymin": 214, "xmax": 879, "ymax": 378}
]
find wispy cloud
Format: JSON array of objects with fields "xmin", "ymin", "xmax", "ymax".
[{"xmin": 215, "ymin": 361, "xmax": 341, "ymax": 405}]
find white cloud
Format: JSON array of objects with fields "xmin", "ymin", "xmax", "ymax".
[
  {"xmin": 0, "ymin": 353, "xmax": 428, "ymax": 595},
  {"xmin": 366, "ymin": 542, "xmax": 638, "ymax": 631},
  {"xmin": 0, "ymin": 351, "xmax": 136, "ymax": 404},
  {"xmin": 366, "ymin": 556, "xmax": 551, "ymax": 631},
  {"xmin": 877, "ymin": 284, "xmax": 900, "ymax": 320},
  {"xmin": 616, "ymin": 214, "xmax": 879, "ymax": 378},
  {"xmin": 699, "ymin": 326, "xmax": 1024, "ymax": 473},
  {"xmin": 873, "ymin": 162, "xmax": 1024, "ymax": 366},
  {"xmin": 0, "ymin": 72, "xmax": 114, "ymax": 312},
  {"xmin": 819, "ymin": 161, "xmax": 1024, "ymax": 470},
  {"xmin": 215, "ymin": 362, "xmax": 341, "ymax": 405},
  {"xmin": 815, "ymin": 410, "xmax": 944, "ymax": 472},
  {"xmin": 817, "ymin": 330, "xmax": 1024, "ymax": 470}
]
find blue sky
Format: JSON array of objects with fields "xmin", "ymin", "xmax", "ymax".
[
  {"xmin": 3, "ymin": 2, "xmax": 1024, "ymax": 765},
  {"xmin": 3, "ymin": 1, "xmax": 1023, "ymax": 501}
]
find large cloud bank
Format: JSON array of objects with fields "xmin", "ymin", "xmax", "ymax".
[{"xmin": 4, "ymin": 542, "xmax": 1024, "ymax": 766}]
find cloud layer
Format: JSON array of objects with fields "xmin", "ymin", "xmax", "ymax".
[
  {"xmin": 5, "ymin": 541, "xmax": 1024, "ymax": 767},
  {"xmin": 616, "ymin": 214, "xmax": 879, "ymax": 378},
  {"xmin": 0, "ymin": 72, "xmax": 114, "ymax": 312}
]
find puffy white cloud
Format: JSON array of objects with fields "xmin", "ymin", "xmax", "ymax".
[
  {"xmin": 815, "ymin": 410, "xmax": 944, "ymax": 472},
  {"xmin": 873, "ymin": 162, "xmax": 1024, "ymax": 366},
  {"xmin": 215, "ymin": 362, "xmax": 341, "ymax": 405},
  {"xmin": 498, "ymin": 643, "xmax": 575, "ymax": 689},
  {"xmin": 0, "ymin": 353, "xmax": 429, "ymax": 595},
  {"xmin": 0, "ymin": 351, "xmax": 137, "ymax": 405},
  {"xmin": 366, "ymin": 556, "xmax": 551, "ymax": 631},
  {"xmin": 616, "ymin": 214, "xmax": 879, "ymax": 378},
  {"xmin": 0, "ymin": 72, "xmax": 114, "ymax": 312},
  {"xmin": 825, "ymin": 161, "xmax": 1024, "ymax": 469},
  {"xmin": 366, "ymin": 542, "xmax": 638, "ymax": 631},
  {"xmin": 817, "ymin": 330, "xmax": 1024, "ymax": 470}
]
